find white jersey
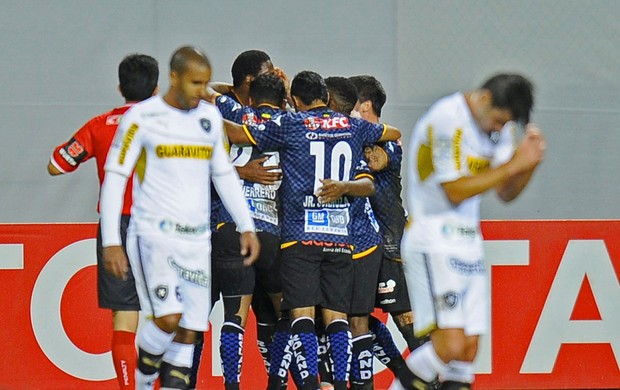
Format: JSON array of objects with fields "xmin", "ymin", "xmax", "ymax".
[
  {"xmin": 405, "ymin": 92, "xmax": 516, "ymax": 254},
  {"xmin": 103, "ymin": 95, "xmax": 254, "ymax": 241}
]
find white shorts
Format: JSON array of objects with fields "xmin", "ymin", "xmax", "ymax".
[
  {"xmin": 126, "ymin": 222, "xmax": 212, "ymax": 332},
  {"xmin": 401, "ymin": 235, "xmax": 488, "ymax": 337}
]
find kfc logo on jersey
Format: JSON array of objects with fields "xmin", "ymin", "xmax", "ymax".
[
  {"xmin": 303, "ymin": 116, "xmax": 351, "ymax": 131},
  {"xmin": 304, "ymin": 117, "xmax": 321, "ymax": 130}
]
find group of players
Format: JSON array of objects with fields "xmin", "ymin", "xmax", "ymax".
[{"xmin": 48, "ymin": 44, "xmax": 545, "ymax": 390}]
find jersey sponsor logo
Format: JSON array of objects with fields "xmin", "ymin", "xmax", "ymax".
[
  {"xmin": 200, "ymin": 118, "xmax": 211, "ymax": 132},
  {"xmin": 105, "ymin": 114, "xmax": 122, "ymax": 125},
  {"xmin": 449, "ymin": 257, "xmax": 485, "ymax": 275},
  {"xmin": 303, "ymin": 116, "xmax": 350, "ymax": 131},
  {"xmin": 159, "ymin": 220, "xmax": 208, "ymax": 235},
  {"xmin": 155, "ymin": 145, "xmax": 213, "ymax": 160},
  {"xmin": 118, "ymin": 123, "xmax": 139, "ymax": 165},
  {"xmin": 467, "ymin": 156, "xmax": 491, "ymax": 175},
  {"xmin": 168, "ymin": 257, "xmax": 210, "ymax": 287},
  {"xmin": 59, "ymin": 138, "xmax": 87, "ymax": 166},
  {"xmin": 441, "ymin": 222, "xmax": 477, "ymax": 240},
  {"xmin": 379, "ymin": 298, "xmax": 396, "ymax": 305},
  {"xmin": 377, "ymin": 279, "xmax": 396, "ymax": 294},
  {"xmin": 453, "ymin": 128, "xmax": 463, "ymax": 170}
]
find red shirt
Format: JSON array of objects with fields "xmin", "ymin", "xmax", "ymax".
[{"xmin": 50, "ymin": 104, "xmax": 134, "ymax": 215}]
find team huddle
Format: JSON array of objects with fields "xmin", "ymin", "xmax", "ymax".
[{"xmin": 48, "ymin": 45, "xmax": 545, "ymax": 390}]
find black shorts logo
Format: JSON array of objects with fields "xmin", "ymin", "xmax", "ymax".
[{"xmin": 155, "ymin": 285, "xmax": 168, "ymax": 300}]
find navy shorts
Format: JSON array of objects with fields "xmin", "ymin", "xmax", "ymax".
[
  {"xmin": 375, "ymin": 256, "xmax": 412, "ymax": 313},
  {"xmin": 349, "ymin": 245, "xmax": 383, "ymax": 315}
]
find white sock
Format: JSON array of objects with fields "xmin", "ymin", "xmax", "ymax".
[
  {"xmin": 138, "ymin": 320, "xmax": 175, "ymax": 355},
  {"xmin": 163, "ymin": 341, "xmax": 195, "ymax": 368},
  {"xmin": 404, "ymin": 341, "xmax": 447, "ymax": 383},
  {"xmin": 443, "ymin": 360, "xmax": 474, "ymax": 383}
]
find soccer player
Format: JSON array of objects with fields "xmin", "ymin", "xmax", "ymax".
[
  {"xmin": 212, "ymin": 72, "xmax": 287, "ymax": 390},
  {"xmin": 224, "ymin": 70, "xmax": 402, "ymax": 390},
  {"xmin": 349, "ymin": 75, "xmax": 420, "ymax": 370},
  {"xmin": 100, "ymin": 46, "xmax": 260, "ymax": 390},
  {"xmin": 391, "ymin": 73, "xmax": 545, "ymax": 390},
  {"xmin": 47, "ymin": 53, "xmax": 159, "ymax": 390},
  {"xmin": 324, "ymin": 76, "xmax": 384, "ymax": 390}
]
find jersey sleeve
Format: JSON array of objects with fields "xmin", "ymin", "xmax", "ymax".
[
  {"xmin": 428, "ymin": 110, "xmax": 463, "ymax": 184},
  {"xmin": 104, "ymin": 109, "xmax": 143, "ymax": 177},
  {"xmin": 352, "ymin": 117, "xmax": 387, "ymax": 145},
  {"xmin": 215, "ymin": 94, "xmax": 245, "ymax": 123},
  {"xmin": 244, "ymin": 113, "xmax": 288, "ymax": 151},
  {"xmin": 380, "ymin": 140, "xmax": 403, "ymax": 172},
  {"xmin": 492, "ymin": 121, "xmax": 517, "ymax": 167},
  {"xmin": 50, "ymin": 120, "xmax": 96, "ymax": 173}
]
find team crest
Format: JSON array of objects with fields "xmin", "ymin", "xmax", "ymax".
[
  {"xmin": 155, "ymin": 285, "xmax": 168, "ymax": 300},
  {"xmin": 442, "ymin": 292, "xmax": 459, "ymax": 309},
  {"xmin": 200, "ymin": 118, "xmax": 211, "ymax": 133}
]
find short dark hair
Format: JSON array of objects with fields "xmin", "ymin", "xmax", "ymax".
[
  {"xmin": 250, "ymin": 73, "xmax": 286, "ymax": 107},
  {"xmin": 349, "ymin": 75, "xmax": 386, "ymax": 117},
  {"xmin": 290, "ymin": 70, "xmax": 328, "ymax": 106},
  {"xmin": 169, "ymin": 46, "xmax": 211, "ymax": 75},
  {"xmin": 231, "ymin": 50, "xmax": 272, "ymax": 88},
  {"xmin": 118, "ymin": 54, "xmax": 159, "ymax": 102},
  {"xmin": 481, "ymin": 73, "xmax": 534, "ymax": 125},
  {"xmin": 325, "ymin": 76, "xmax": 358, "ymax": 115}
]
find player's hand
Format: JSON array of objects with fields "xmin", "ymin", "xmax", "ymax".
[
  {"xmin": 239, "ymin": 231, "xmax": 261, "ymax": 266},
  {"xmin": 316, "ymin": 178, "xmax": 347, "ymax": 204},
  {"xmin": 509, "ymin": 124, "xmax": 546, "ymax": 174},
  {"xmin": 236, "ymin": 156, "xmax": 282, "ymax": 185},
  {"xmin": 103, "ymin": 245, "xmax": 129, "ymax": 280},
  {"xmin": 364, "ymin": 145, "xmax": 389, "ymax": 172}
]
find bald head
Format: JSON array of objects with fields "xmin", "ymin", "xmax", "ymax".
[{"xmin": 170, "ymin": 46, "xmax": 211, "ymax": 75}]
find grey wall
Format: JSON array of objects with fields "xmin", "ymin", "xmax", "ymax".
[{"xmin": 1, "ymin": 0, "xmax": 618, "ymax": 222}]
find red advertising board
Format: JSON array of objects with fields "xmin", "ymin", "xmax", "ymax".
[{"xmin": 0, "ymin": 221, "xmax": 618, "ymax": 389}]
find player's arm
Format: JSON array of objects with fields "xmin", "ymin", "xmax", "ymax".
[
  {"xmin": 100, "ymin": 170, "xmax": 130, "ymax": 279},
  {"xmin": 442, "ymin": 126, "xmax": 545, "ymax": 205},
  {"xmin": 494, "ymin": 125, "xmax": 546, "ymax": 202},
  {"xmin": 223, "ymin": 119, "xmax": 254, "ymax": 145},
  {"xmin": 236, "ymin": 156, "xmax": 282, "ymax": 185},
  {"xmin": 377, "ymin": 124, "xmax": 401, "ymax": 142},
  {"xmin": 316, "ymin": 176, "xmax": 375, "ymax": 204}
]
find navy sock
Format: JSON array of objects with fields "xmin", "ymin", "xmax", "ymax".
[
  {"xmin": 290, "ymin": 317, "xmax": 319, "ymax": 390},
  {"xmin": 325, "ymin": 320, "xmax": 352, "ymax": 390},
  {"xmin": 369, "ymin": 315, "xmax": 405, "ymax": 374},
  {"xmin": 188, "ymin": 332, "xmax": 204, "ymax": 389},
  {"xmin": 350, "ymin": 333, "xmax": 374, "ymax": 387},
  {"xmin": 219, "ymin": 322, "xmax": 244, "ymax": 387}
]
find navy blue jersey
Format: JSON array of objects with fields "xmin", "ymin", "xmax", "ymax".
[
  {"xmin": 349, "ymin": 162, "xmax": 382, "ymax": 255},
  {"xmin": 369, "ymin": 141, "xmax": 407, "ymax": 259},
  {"xmin": 245, "ymin": 107, "xmax": 386, "ymax": 244},
  {"xmin": 214, "ymin": 95, "xmax": 282, "ymax": 236}
]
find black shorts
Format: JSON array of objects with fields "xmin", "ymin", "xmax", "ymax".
[
  {"xmin": 375, "ymin": 256, "xmax": 411, "ymax": 313},
  {"xmin": 96, "ymin": 215, "xmax": 140, "ymax": 311},
  {"xmin": 349, "ymin": 245, "xmax": 383, "ymax": 315},
  {"xmin": 212, "ymin": 223, "xmax": 281, "ymax": 296},
  {"xmin": 280, "ymin": 242, "xmax": 353, "ymax": 313}
]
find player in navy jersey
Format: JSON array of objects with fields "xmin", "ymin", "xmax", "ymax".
[
  {"xmin": 322, "ymin": 76, "xmax": 384, "ymax": 390},
  {"xmin": 350, "ymin": 76, "xmax": 425, "ymax": 361},
  {"xmin": 212, "ymin": 73, "xmax": 287, "ymax": 390},
  {"xmin": 224, "ymin": 70, "xmax": 402, "ymax": 390}
]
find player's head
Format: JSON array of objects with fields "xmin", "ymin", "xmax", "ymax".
[
  {"xmin": 349, "ymin": 75, "xmax": 386, "ymax": 119},
  {"xmin": 249, "ymin": 73, "xmax": 286, "ymax": 109},
  {"xmin": 473, "ymin": 73, "xmax": 534, "ymax": 132},
  {"xmin": 231, "ymin": 50, "xmax": 274, "ymax": 88},
  {"xmin": 290, "ymin": 70, "xmax": 328, "ymax": 108},
  {"xmin": 118, "ymin": 54, "xmax": 159, "ymax": 102},
  {"xmin": 167, "ymin": 46, "xmax": 212, "ymax": 110},
  {"xmin": 325, "ymin": 76, "xmax": 358, "ymax": 115}
]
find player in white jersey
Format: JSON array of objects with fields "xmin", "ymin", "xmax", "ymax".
[
  {"xmin": 391, "ymin": 73, "xmax": 545, "ymax": 390},
  {"xmin": 100, "ymin": 46, "xmax": 260, "ymax": 390}
]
